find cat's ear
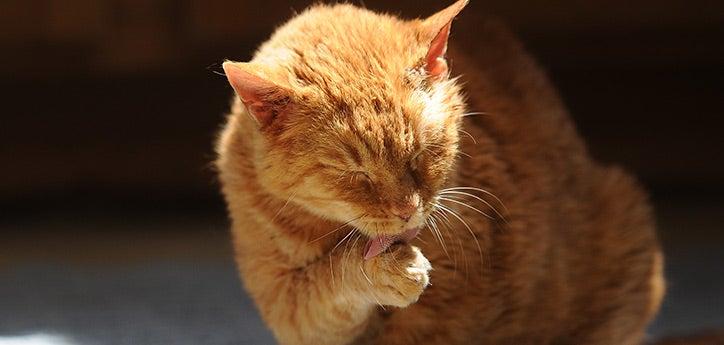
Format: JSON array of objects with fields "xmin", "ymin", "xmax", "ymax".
[
  {"xmin": 421, "ymin": 0, "xmax": 469, "ymax": 78},
  {"xmin": 222, "ymin": 61, "xmax": 294, "ymax": 128}
]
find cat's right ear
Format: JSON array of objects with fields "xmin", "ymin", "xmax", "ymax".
[
  {"xmin": 222, "ymin": 61, "xmax": 294, "ymax": 128},
  {"xmin": 421, "ymin": 0, "xmax": 469, "ymax": 79}
]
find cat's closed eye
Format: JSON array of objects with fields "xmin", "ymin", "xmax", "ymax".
[
  {"xmin": 350, "ymin": 170, "xmax": 371, "ymax": 182},
  {"xmin": 410, "ymin": 151, "xmax": 424, "ymax": 171},
  {"xmin": 326, "ymin": 164, "xmax": 371, "ymax": 182}
]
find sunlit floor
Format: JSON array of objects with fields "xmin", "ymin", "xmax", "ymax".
[
  {"xmin": 0, "ymin": 334, "xmax": 76, "ymax": 345},
  {"xmin": 1, "ymin": 199, "xmax": 722, "ymax": 344}
]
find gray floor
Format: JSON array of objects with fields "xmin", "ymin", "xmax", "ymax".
[
  {"xmin": 1, "ymin": 200, "xmax": 723, "ymax": 344},
  {"xmin": 0, "ymin": 261, "xmax": 275, "ymax": 345}
]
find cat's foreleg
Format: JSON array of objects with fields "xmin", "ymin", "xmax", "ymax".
[
  {"xmin": 248, "ymin": 252, "xmax": 374, "ymax": 345},
  {"xmin": 247, "ymin": 243, "xmax": 431, "ymax": 345}
]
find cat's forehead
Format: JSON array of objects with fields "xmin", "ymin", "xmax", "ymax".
[
  {"xmin": 320, "ymin": 76, "xmax": 453, "ymax": 148},
  {"xmin": 328, "ymin": 96, "xmax": 442, "ymax": 159},
  {"xmin": 258, "ymin": 6, "xmax": 423, "ymax": 92},
  {"xmin": 287, "ymin": 43, "xmax": 419, "ymax": 108}
]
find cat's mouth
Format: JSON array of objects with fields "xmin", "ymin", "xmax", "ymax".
[{"xmin": 363, "ymin": 227, "xmax": 421, "ymax": 260}]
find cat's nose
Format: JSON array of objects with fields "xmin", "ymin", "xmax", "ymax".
[
  {"xmin": 390, "ymin": 200, "xmax": 419, "ymax": 221},
  {"xmin": 390, "ymin": 205, "xmax": 415, "ymax": 221}
]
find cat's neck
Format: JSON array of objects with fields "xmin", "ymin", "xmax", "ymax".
[{"xmin": 262, "ymin": 193, "xmax": 348, "ymax": 263}]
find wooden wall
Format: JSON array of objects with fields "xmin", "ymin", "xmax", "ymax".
[{"xmin": 2, "ymin": 0, "xmax": 723, "ymax": 206}]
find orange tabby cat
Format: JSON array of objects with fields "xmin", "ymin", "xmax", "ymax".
[{"xmin": 215, "ymin": 1, "xmax": 665, "ymax": 344}]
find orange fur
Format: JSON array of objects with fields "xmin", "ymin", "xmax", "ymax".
[{"xmin": 215, "ymin": 1, "xmax": 664, "ymax": 344}]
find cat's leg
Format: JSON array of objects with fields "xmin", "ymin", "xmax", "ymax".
[
  {"xmin": 243, "ymin": 243, "xmax": 432, "ymax": 345},
  {"xmin": 356, "ymin": 273, "xmax": 477, "ymax": 345},
  {"xmin": 245, "ymin": 252, "xmax": 374, "ymax": 345},
  {"xmin": 564, "ymin": 267, "xmax": 663, "ymax": 345}
]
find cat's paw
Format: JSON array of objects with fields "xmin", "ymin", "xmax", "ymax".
[{"xmin": 361, "ymin": 244, "xmax": 432, "ymax": 308}]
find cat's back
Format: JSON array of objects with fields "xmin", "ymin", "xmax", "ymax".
[{"xmin": 446, "ymin": 19, "xmax": 664, "ymax": 343}]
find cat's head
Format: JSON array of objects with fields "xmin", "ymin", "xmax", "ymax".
[{"xmin": 222, "ymin": 1, "xmax": 468, "ymax": 240}]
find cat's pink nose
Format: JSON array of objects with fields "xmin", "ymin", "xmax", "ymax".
[{"xmin": 390, "ymin": 202, "xmax": 417, "ymax": 221}]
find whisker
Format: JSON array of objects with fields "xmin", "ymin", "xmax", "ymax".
[
  {"xmin": 329, "ymin": 228, "xmax": 357, "ymax": 287},
  {"xmin": 428, "ymin": 214, "xmax": 450, "ymax": 258},
  {"xmin": 460, "ymin": 111, "xmax": 488, "ymax": 117},
  {"xmin": 440, "ymin": 186, "xmax": 508, "ymax": 215},
  {"xmin": 359, "ymin": 263, "xmax": 385, "ymax": 310},
  {"xmin": 309, "ymin": 214, "xmax": 366, "ymax": 243},
  {"xmin": 354, "ymin": 223, "xmax": 385, "ymax": 309},
  {"xmin": 415, "ymin": 235, "xmax": 429, "ymax": 245},
  {"xmin": 423, "ymin": 147, "xmax": 443, "ymax": 160},
  {"xmin": 330, "ymin": 228, "xmax": 357, "ymax": 254},
  {"xmin": 432, "ymin": 208, "xmax": 468, "ymax": 280},
  {"xmin": 425, "ymin": 216, "xmax": 446, "ymax": 256},
  {"xmin": 424, "ymin": 142, "xmax": 472, "ymax": 159},
  {"xmin": 458, "ymin": 129, "xmax": 477, "ymax": 144},
  {"xmin": 329, "ymin": 252, "xmax": 336, "ymax": 289},
  {"xmin": 342, "ymin": 232, "xmax": 363, "ymax": 280},
  {"xmin": 271, "ymin": 191, "xmax": 298, "ymax": 222},
  {"xmin": 456, "ymin": 150, "xmax": 472, "ymax": 159},
  {"xmin": 430, "ymin": 211, "xmax": 456, "ymax": 268},
  {"xmin": 440, "ymin": 190, "xmax": 504, "ymax": 219},
  {"xmin": 439, "ymin": 197, "xmax": 494, "ymax": 220},
  {"xmin": 436, "ymin": 203, "xmax": 485, "ymax": 275}
]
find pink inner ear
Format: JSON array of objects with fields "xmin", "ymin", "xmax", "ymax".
[
  {"xmin": 222, "ymin": 62, "xmax": 289, "ymax": 127},
  {"xmin": 425, "ymin": 21, "xmax": 452, "ymax": 77},
  {"xmin": 423, "ymin": 0, "xmax": 468, "ymax": 78}
]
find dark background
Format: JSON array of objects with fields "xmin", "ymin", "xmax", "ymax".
[{"xmin": 1, "ymin": 1, "xmax": 723, "ymax": 344}]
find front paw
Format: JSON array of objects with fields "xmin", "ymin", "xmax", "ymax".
[{"xmin": 361, "ymin": 244, "xmax": 432, "ymax": 308}]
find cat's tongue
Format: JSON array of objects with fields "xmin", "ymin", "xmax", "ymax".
[{"xmin": 363, "ymin": 227, "xmax": 421, "ymax": 260}]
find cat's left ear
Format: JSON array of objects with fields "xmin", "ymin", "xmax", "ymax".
[
  {"xmin": 222, "ymin": 61, "xmax": 294, "ymax": 128},
  {"xmin": 421, "ymin": 0, "xmax": 469, "ymax": 79}
]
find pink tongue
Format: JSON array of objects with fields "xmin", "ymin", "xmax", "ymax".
[{"xmin": 363, "ymin": 227, "xmax": 421, "ymax": 260}]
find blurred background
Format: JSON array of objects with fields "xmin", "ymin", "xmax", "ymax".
[{"xmin": 1, "ymin": 0, "xmax": 723, "ymax": 344}]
